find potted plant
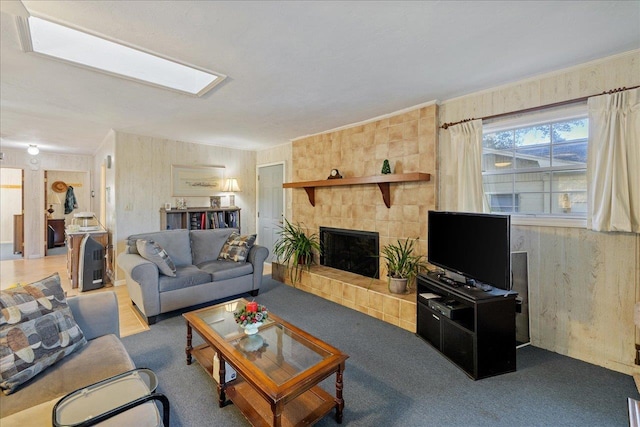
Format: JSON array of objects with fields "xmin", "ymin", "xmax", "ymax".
[
  {"xmin": 379, "ymin": 237, "xmax": 426, "ymax": 294},
  {"xmin": 273, "ymin": 218, "xmax": 321, "ymax": 285}
]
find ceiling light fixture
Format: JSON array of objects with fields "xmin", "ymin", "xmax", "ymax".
[
  {"xmin": 15, "ymin": 16, "xmax": 226, "ymax": 97},
  {"xmin": 27, "ymin": 144, "xmax": 39, "ymax": 155}
]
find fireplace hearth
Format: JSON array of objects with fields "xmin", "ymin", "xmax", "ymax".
[{"xmin": 320, "ymin": 227, "xmax": 379, "ymax": 279}]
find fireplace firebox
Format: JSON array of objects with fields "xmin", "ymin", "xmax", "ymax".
[{"xmin": 320, "ymin": 227, "xmax": 379, "ymax": 279}]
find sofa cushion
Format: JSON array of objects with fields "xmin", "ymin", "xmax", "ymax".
[
  {"xmin": 190, "ymin": 228, "xmax": 236, "ymax": 265},
  {"xmin": 158, "ymin": 265, "xmax": 212, "ymax": 293},
  {"xmin": 217, "ymin": 233, "xmax": 257, "ymax": 263},
  {"xmin": 0, "ymin": 274, "xmax": 87, "ymax": 395},
  {"xmin": 0, "ymin": 334, "xmax": 134, "ymax": 418},
  {"xmin": 197, "ymin": 260, "xmax": 254, "ymax": 281},
  {"xmin": 126, "ymin": 229, "xmax": 192, "ymax": 266},
  {"xmin": 136, "ymin": 240, "xmax": 177, "ymax": 277}
]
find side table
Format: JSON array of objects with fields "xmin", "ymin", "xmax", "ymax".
[{"xmin": 52, "ymin": 368, "xmax": 169, "ymax": 427}]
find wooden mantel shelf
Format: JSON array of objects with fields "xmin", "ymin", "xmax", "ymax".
[{"xmin": 283, "ymin": 172, "xmax": 431, "ymax": 208}]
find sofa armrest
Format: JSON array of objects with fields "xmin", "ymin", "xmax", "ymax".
[
  {"xmin": 117, "ymin": 252, "xmax": 161, "ymax": 319},
  {"xmin": 248, "ymin": 245, "xmax": 269, "ymax": 290},
  {"xmin": 68, "ymin": 291, "xmax": 120, "ymax": 340}
]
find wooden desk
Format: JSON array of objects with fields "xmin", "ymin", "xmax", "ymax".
[{"xmin": 66, "ymin": 230, "xmax": 108, "ymax": 289}]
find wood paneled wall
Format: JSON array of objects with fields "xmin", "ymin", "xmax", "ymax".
[
  {"xmin": 439, "ymin": 49, "xmax": 640, "ymax": 374},
  {"xmin": 113, "ymin": 132, "xmax": 257, "ymax": 280}
]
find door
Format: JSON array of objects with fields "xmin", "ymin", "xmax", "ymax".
[{"xmin": 257, "ymin": 163, "xmax": 284, "ymax": 263}]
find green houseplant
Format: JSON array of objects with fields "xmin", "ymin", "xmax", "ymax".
[
  {"xmin": 273, "ymin": 218, "xmax": 321, "ymax": 285},
  {"xmin": 379, "ymin": 237, "xmax": 426, "ymax": 294}
]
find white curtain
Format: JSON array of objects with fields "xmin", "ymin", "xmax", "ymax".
[
  {"xmin": 440, "ymin": 119, "xmax": 486, "ymax": 212},
  {"xmin": 587, "ymin": 87, "xmax": 640, "ymax": 233}
]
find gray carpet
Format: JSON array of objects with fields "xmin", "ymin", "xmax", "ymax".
[{"xmin": 122, "ymin": 276, "xmax": 638, "ymax": 426}]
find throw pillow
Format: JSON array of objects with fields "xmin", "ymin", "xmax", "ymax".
[
  {"xmin": 217, "ymin": 233, "xmax": 257, "ymax": 263},
  {"xmin": 0, "ymin": 273, "xmax": 87, "ymax": 395},
  {"xmin": 136, "ymin": 239, "xmax": 177, "ymax": 277}
]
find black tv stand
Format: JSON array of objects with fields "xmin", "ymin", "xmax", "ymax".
[
  {"xmin": 417, "ymin": 272, "xmax": 517, "ymax": 380},
  {"xmin": 436, "ymin": 274, "xmax": 461, "ymax": 287}
]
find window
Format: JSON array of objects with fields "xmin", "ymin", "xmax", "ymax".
[
  {"xmin": 482, "ymin": 111, "xmax": 588, "ymax": 218},
  {"xmin": 488, "ymin": 193, "xmax": 520, "ymax": 213}
]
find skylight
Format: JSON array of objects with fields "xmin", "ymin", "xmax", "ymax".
[{"xmin": 17, "ymin": 16, "xmax": 226, "ymax": 96}]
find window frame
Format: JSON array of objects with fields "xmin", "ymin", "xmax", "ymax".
[{"xmin": 481, "ymin": 104, "xmax": 588, "ymax": 228}]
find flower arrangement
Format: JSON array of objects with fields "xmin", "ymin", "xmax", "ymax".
[{"xmin": 234, "ymin": 301, "xmax": 268, "ymax": 327}]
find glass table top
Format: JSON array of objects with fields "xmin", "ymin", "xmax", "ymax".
[
  {"xmin": 53, "ymin": 368, "xmax": 160, "ymax": 427},
  {"xmin": 195, "ymin": 299, "xmax": 333, "ymax": 385}
]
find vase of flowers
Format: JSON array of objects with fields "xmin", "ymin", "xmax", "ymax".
[{"xmin": 234, "ymin": 302, "xmax": 268, "ymax": 335}]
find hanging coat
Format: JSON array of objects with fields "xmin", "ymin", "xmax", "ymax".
[{"xmin": 65, "ymin": 186, "xmax": 78, "ymax": 214}]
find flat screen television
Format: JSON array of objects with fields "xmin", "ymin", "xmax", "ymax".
[{"xmin": 428, "ymin": 211, "xmax": 511, "ymax": 291}]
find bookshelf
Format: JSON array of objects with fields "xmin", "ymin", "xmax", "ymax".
[{"xmin": 160, "ymin": 208, "xmax": 241, "ymax": 232}]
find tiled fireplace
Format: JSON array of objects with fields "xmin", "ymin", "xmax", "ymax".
[
  {"xmin": 282, "ymin": 103, "xmax": 438, "ymax": 332},
  {"xmin": 320, "ymin": 227, "xmax": 379, "ymax": 279}
]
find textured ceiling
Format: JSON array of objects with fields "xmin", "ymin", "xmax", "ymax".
[{"xmin": 1, "ymin": 1, "xmax": 639, "ymax": 155}]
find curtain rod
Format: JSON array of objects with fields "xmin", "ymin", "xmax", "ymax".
[{"xmin": 440, "ymin": 85, "xmax": 640, "ymax": 130}]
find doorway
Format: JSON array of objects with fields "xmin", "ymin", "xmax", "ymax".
[
  {"xmin": 0, "ymin": 168, "xmax": 24, "ymax": 260},
  {"xmin": 257, "ymin": 163, "xmax": 284, "ymax": 263},
  {"xmin": 44, "ymin": 170, "xmax": 90, "ymax": 256}
]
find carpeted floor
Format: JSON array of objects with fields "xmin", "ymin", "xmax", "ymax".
[{"xmin": 122, "ymin": 276, "xmax": 637, "ymax": 426}]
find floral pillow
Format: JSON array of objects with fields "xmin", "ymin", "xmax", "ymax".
[
  {"xmin": 0, "ymin": 273, "xmax": 87, "ymax": 395},
  {"xmin": 217, "ymin": 233, "xmax": 256, "ymax": 263},
  {"xmin": 136, "ymin": 239, "xmax": 177, "ymax": 277}
]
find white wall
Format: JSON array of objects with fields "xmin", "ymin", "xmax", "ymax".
[
  {"xmin": 0, "ymin": 168, "xmax": 22, "ymax": 244},
  {"xmin": 438, "ymin": 49, "xmax": 640, "ymax": 374},
  {"xmin": 46, "ymin": 170, "xmax": 90, "ymax": 222}
]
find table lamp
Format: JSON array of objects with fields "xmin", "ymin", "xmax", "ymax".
[{"xmin": 223, "ymin": 178, "xmax": 241, "ymax": 207}]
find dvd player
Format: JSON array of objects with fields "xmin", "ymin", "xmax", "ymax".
[{"xmin": 428, "ymin": 299, "xmax": 471, "ymax": 320}]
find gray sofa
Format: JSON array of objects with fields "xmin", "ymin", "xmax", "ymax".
[
  {"xmin": 0, "ymin": 292, "xmax": 160, "ymax": 425},
  {"xmin": 117, "ymin": 228, "xmax": 269, "ymax": 325}
]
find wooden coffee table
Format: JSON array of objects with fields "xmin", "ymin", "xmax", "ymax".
[{"xmin": 183, "ymin": 298, "xmax": 349, "ymax": 426}]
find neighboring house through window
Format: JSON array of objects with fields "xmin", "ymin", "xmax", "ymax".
[{"xmin": 482, "ymin": 105, "xmax": 588, "ymax": 220}]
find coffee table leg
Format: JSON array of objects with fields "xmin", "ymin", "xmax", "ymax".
[
  {"xmin": 335, "ymin": 364, "xmax": 345, "ymax": 423},
  {"xmin": 185, "ymin": 323, "xmax": 193, "ymax": 365},
  {"xmin": 272, "ymin": 401, "xmax": 284, "ymax": 427},
  {"xmin": 218, "ymin": 354, "xmax": 227, "ymax": 407}
]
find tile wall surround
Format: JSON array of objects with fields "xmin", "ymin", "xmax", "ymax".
[
  {"xmin": 290, "ymin": 104, "xmax": 439, "ymax": 277},
  {"xmin": 282, "ymin": 105, "xmax": 437, "ymax": 332}
]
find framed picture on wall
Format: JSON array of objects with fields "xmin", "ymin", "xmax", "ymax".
[
  {"xmin": 210, "ymin": 196, "xmax": 222, "ymax": 209},
  {"xmin": 171, "ymin": 165, "xmax": 225, "ymax": 197}
]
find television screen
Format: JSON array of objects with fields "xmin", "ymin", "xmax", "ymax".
[{"xmin": 428, "ymin": 211, "xmax": 511, "ymax": 290}]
